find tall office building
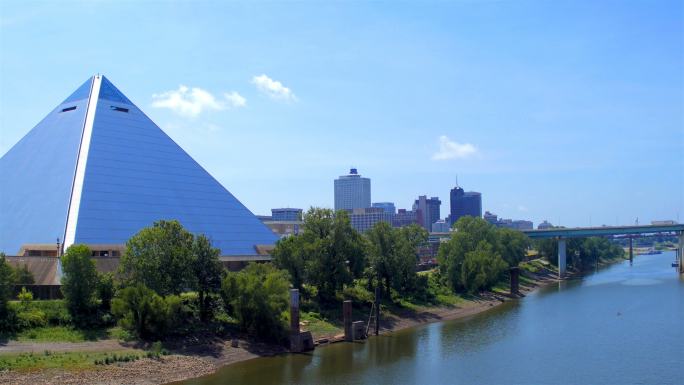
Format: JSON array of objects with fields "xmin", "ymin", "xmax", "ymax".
[
  {"xmin": 412, "ymin": 196, "xmax": 441, "ymax": 231},
  {"xmin": 449, "ymin": 186, "xmax": 482, "ymax": 225},
  {"xmin": 372, "ymin": 202, "xmax": 396, "ymax": 214},
  {"xmin": 334, "ymin": 168, "xmax": 371, "ymax": 211}
]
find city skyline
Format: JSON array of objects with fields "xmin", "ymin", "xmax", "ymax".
[{"xmin": 1, "ymin": 1, "xmax": 682, "ymax": 227}]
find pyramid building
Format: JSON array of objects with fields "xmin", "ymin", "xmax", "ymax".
[{"xmin": 0, "ymin": 75, "xmax": 277, "ymax": 258}]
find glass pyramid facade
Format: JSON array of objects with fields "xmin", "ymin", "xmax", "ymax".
[{"xmin": 0, "ymin": 75, "xmax": 277, "ymax": 256}]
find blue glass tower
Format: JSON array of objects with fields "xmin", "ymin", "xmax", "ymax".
[{"xmin": 0, "ymin": 75, "xmax": 277, "ymax": 256}]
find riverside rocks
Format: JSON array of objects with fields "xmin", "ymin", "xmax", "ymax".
[{"xmin": 0, "ymin": 354, "xmax": 214, "ymax": 385}]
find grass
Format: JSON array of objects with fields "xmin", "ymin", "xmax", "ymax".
[
  {"xmin": 14, "ymin": 326, "xmax": 126, "ymax": 343},
  {"xmin": 0, "ymin": 349, "xmax": 144, "ymax": 372},
  {"xmin": 300, "ymin": 311, "xmax": 342, "ymax": 338}
]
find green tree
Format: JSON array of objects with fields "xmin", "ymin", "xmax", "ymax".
[
  {"xmin": 61, "ymin": 244, "xmax": 99, "ymax": 324},
  {"xmin": 460, "ymin": 242, "xmax": 508, "ymax": 293},
  {"xmin": 366, "ymin": 222, "xmax": 421, "ymax": 296},
  {"xmin": 535, "ymin": 238, "xmax": 557, "ymax": 263},
  {"xmin": 221, "ymin": 263, "xmax": 290, "ymax": 342},
  {"xmin": 272, "ymin": 235, "xmax": 306, "ymax": 290},
  {"xmin": 120, "ymin": 220, "xmax": 195, "ymax": 296},
  {"xmin": 14, "ymin": 264, "xmax": 35, "ymax": 285},
  {"xmin": 438, "ymin": 216, "xmax": 498, "ymax": 291},
  {"xmin": 0, "ymin": 253, "xmax": 15, "ymax": 324},
  {"xmin": 496, "ymin": 228, "xmax": 530, "ymax": 267},
  {"xmin": 192, "ymin": 234, "xmax": 223, "ymax": 321},
  {"xmin": 272, "ymin": 208, "xmax": 366, "ymax": 303}
]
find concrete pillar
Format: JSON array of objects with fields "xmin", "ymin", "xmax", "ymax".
[
  {"xmin": 289, "ymin": 289, "xmax": 301, "ymax": 352},
  {"xmin": 558, "ymin": 238, "xmax": 567, "ymax": 278},
  {"xmin": 343, "ymin": 300, "xmax": 353, "ymax": 342},
  {"xmin": 679, "ymin": 232, "xmax": 684, "ymax": 275},
  {"xmin": 374, "ymin": 286, "xmax": 380, "ymax": 336},
  {"xmin": 510, "ymin": 267, "xmax": 520, "ymax": 295},
  {"xmin": 629, "ymin": 237, "xmax": 633, "ymax": 264}
]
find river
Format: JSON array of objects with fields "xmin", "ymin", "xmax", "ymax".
[{"xmin": 181, "ymin": 251, "xmax": 683, "ymax": 385}]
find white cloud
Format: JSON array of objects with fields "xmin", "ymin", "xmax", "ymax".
[
  {"xmin": 431, "ymin": 135, "xmax": 478, "ymax": 160},
  {"xmin": 152, "ymin": 86, "xmax": 246, "ymax": 117},
  {"xmin": 251, "ymin": 74, "xmax": 296, "ymax": 101},
  {"xmin": 224, "ymin": 91, "xmax": 247, "ymax": 108},
  {"xmin": 517, "ymin": 205, "xmax": 528, "ymax": 212}
]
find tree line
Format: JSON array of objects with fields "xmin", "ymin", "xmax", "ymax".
[{"xmin": 0, "ymin": 211, "xmax": 626, "ymax": 342}]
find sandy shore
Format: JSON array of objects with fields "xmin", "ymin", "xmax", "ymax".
[{"xmin": 0, "ymin": 270, "xmax": 560, "ymax": 385}]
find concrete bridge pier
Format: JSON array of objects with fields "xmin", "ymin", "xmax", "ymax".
[
  {"xmin": 629, "ymin": 237, "xmax": 633, "ymax": 265},
  {"xmin": 679, "ymin": 232, "xmax": 684, "ymax": 275},
  {"xmin": 558, "ymin": 238, "xmax": 567, "ymax": 278}
]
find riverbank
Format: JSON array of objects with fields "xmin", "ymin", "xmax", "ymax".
[{"xmin": 0, "ymin": 263, "xmax": 562, "ymax": 385}]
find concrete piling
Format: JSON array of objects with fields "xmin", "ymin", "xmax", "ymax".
[
  {"xmin": 510, "ymin": 267, "xmax": 519, "ymax": 295},
  {"xmin": 290, "ymin": 289, "xmax": 301, "ymax": 352},
  {"xmin": 343, "ymin": 300, "xmax": 353, "ymax": 342}
]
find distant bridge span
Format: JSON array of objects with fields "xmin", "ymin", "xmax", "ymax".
[{"xmin": 521, "ymin": 224, "xmax": 684, "ymax": 277}]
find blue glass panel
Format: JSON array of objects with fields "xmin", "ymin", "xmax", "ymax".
[
  {"xmin": 61, "ymin": 77, "xmax": 93, "ymax": 104},
  {"xmin": 0, "ymin": 97, "xmax": 89, "ymax": 254},
  {"xmin": 98, "ymin": 76, "xmax": 132, "ymax": 105},
  {"xmin": 75, "ymin": 92, "xmax": 277, "ymax": 255}
]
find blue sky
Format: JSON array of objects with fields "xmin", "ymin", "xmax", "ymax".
[{"xmin": 1, "ymin": 0, "xmax": 682, "ymax": 227}]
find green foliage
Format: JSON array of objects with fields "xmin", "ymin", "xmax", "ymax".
[
  {"xmin": 438, "ymin": 216, "xmax": 520, "ymax": 293},
  {"xmin": 61, "ymin": 244, "xmax": 99, "ymax": 325},
  {"xmin": 119, "ymin": 220, "xmax": 196, "ymax": 296},
  {"xmin": 272, "ymin": 208, "xmax": 366, "ymax": 304},
  {"xmin": 221, "ymin": 263, "xmax": 290, "ymax": 342},
  {"xmin": 0, "ymin": 253, "xmax": 14, "ymax": 326},
  {"xmin": 17, "ymin": 287, "xmax": 33, "ymax": 309},
  {"xmin": 272, "ymin": 235, "xmax": 306, "ymax": 290},
  {"xmin": 97, "ymin": 272, "xmax": 115, "ymax": 312},
  {"xmin": 111, "ymin": 284, "xmax": 169, "ymax": 339},
  {"xmin": 496, "ymin": 228, "xmax": 530, "ymax": 267},
  {"xmin": 192, "ymin": 234, "xmax": 222, "ymax": 321},
  {"xmin": 366, "ymin": 222, "xmax": 422, "ymax": 296},
  {"xmin": 460, "ymin": 242, "xmax": 508, "ymax": 293},
  {"xmin": 15, "ymin": 325, "xmax": 109, "ymax": 342},
  {"xmin": 14, "ymin": 264, "xmax": 35, "ymax": 285},
  {"xmin": 535, "ymin": 237, "xmax": 625, "ymax": 270},
  {"xmin": 16, "ymin": 308, "xmax": 47, "ymax": 329}
]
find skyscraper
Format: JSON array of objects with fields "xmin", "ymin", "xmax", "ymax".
[
  {"xmin": 412, "ymin": 195, "xmax": 441, "ymax": 231},
  {"xmin": 334, "ymin": 168, "xmax": 371, "ymax": 211},
  {"xmin": 449, "ymin": 186, "xmax": 482, "ymax": 225}
]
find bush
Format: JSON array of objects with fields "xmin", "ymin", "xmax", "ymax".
[
  {"xmin": 221, "ymin": 263, "xmax": 290, "ymax": 343},
  {"xmin": 17, "ymin": 287, "xmax": 33, "ymax": 310},
  {"xmin": 342, "ymin": 282, "xmax": 373, "ymax": 303},
  {"xmin": 111, "ymin": 284, "xmax": 178, "ymax": 339},
  {"xmin": 25, "ymin": 300, "xmax": 71, "ymax": 326},
  {"xmin": 16, "ymin": 309, "xmax": 47, "ymax": 329}
]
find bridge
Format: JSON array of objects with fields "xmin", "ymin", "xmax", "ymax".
[{"xmin": 522, "ymin": 224, "xmax": 684, "ymax": 277}]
